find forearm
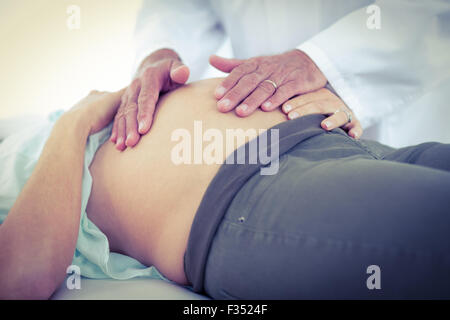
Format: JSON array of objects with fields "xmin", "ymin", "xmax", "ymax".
[{"xmin": 0, "ymin": 113, "xmax": 90, "ymax": 299}]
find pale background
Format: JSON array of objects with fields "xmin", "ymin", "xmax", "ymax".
[
  {"xmin": 0, "ymin": 0, "xmax": 143, "ymax": 119},
  {"xmin": 1, "ymin": 1, "xmax": 447, "ymax": 147}
]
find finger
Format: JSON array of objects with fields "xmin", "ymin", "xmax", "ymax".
[
  {"xmin": 261, "ymin": 81, "xmax": 299, "ymax": 111},
  {"xmin": 215, "ymin": 60, "xmax": 258, "ymax": 100},
  {"xmin": 124, "ymin": 83, "xmax": 141, "ymax": 147},
  {"xmin": 115, "ymin": 116, "xmax": 127, "ymax": 151},
  {"xmin": 288, "ymin": 99, "xmax": 347, "ymax": 125},
  {"xmin": 121, "ymin": 79, "xmax": 140, "ymax": 145},
  {"xmin": 170, "ymin": 60, "xmax": 190, "ymax": 84},
  {"xmin": 110, "ymin": 113, "xmax": 119, "ymax": 143},
  {"xmin": 291, "ymin": 101, "xmax": 356, "ymax": 133},
  {"xmin": 217, "ymin": 72, "xmax": 265, "ymax": 112},
  {"xmin": 286, "ymin": 101, "xmax": 327, "ymax": 120},
  {"xmin": 209, "ymin": 54, "xmax": 244, "ymax": 73},
  {"xmin": 348, "ymin": 120, "xmax": 363, "ymax": 139},
  {"xmin": 320, "ymin": 109, "xmax": 352, "ymax": 131},
  {"xmin": 110, "ymin": 118, "xmax": 118, "ymax": 143},
  {"xmin": 281, "ymin": 88, "xmax": 331, "ymax": 114},
  {"xmin": 125, "ymin": 103, "xmax": 139, "ymax": 147},
  {"xmin": 110, "ymin": 94, "xmax": 128, "ymax": 143},
  {"xmin": 235, "ymin": 80, "xmax": 276, "ymax": 117},
  {"xmin": 137, "ymin": 69, "xmax": 161, "ymax": 135}
]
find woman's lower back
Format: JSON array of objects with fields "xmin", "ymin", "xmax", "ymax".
[{"xmin": 85, "ymin": 78, "xmax": 286, "ymax": 284}]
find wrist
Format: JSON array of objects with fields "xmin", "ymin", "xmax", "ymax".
[
  {"xmin": 293, "ymin": 49, "xmax": 327, "ymax": 88},
  {"xmin": 137, "ymin": 48, "xmax": 181, "ymax": 77},
  {"xmin": 57, "ymin": 110, "xmax": 91, "ymax": 140},
  {"xmin": 148, "ymin": 48, "xmax": 181, "ymax": 62}
]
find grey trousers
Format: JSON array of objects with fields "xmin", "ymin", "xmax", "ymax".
[{"xmin": 200, "ymin": 116, "xmax": 450, "ymax": 299}]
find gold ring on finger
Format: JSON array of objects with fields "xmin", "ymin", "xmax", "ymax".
[
  {"xmin": 334, "ymin": 108, "xmax": 352, "ymax": 124},
  {"xmin": 263, "ymin": 79, "xmax": 278, "ymax": 91}
]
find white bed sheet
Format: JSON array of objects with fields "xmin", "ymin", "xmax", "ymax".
[{"xmin": 51, "ymin": 277, "xmax": 209, "ymax": 300}]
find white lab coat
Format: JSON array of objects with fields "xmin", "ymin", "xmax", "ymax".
[{"xmin": 134, "ymin": 0, "xmax": 450, "ymax": 147}]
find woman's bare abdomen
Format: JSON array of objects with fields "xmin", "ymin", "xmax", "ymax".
[{"xmin": 86, "ymin": 78, "xmax": 286, "ymax": 284}]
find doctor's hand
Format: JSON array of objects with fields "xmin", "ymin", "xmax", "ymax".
[
  {"xmin": 110, "ymin": 48, "xmax": 189, "ymax": 151},
  {"xmin": 210, "ymin": 49, "xmax": 327, "ymax": 117},
  {"xmin": 282, "ymin": 88, "xmax": 363, "ymax": 139}
]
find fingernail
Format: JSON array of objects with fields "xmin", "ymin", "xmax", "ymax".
[
  {"xmin": 288, "ymin": 112, "xmax": 299, "ymax": 120},
  {"xmin": 262, "ymin": 101, "xmax": 272, "ymax": 110},
  {"xmin": 117, "ymin": 137, "xmax": 123, "ymax": 146},
  {"xmin": 215, "ymin": 86, "xmax": 226, "ymax": 98},
  {"xmin": 238, "ymin": 104, "xmax": 248, "ymax": 112},
  {"xmin": 173, "ymin": 65, "xmax": 184, "ymax": 73},
  {"xmin": 284, "ymin": 104, "xmax": 292, "ymax": 113},
  {"xmin": 138, "ymin": 120, "xmax": 146, "ymax": 132},
  {"xmin": 324, "ymin": 121, "xmax": 332, "ymax": 129},
  {"xmin": 126, "ymin": 134, "xmax": 133, "ymax": 145},
  {"xmin": 217, "ymin": 99, "xmax": 231, "ymax": 110},
  {"xmin": 353, "ymin": 132, "xmax": 359, "ymax": 139}
]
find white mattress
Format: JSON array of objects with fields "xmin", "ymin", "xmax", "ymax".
[{"xmin": 51, "ymin": 277, "xmax": 209, "ymax": 300}]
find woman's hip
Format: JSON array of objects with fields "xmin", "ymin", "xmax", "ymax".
[{"xmin": 203, "ymin": 154, "xmax": 450, "ymax": 299}]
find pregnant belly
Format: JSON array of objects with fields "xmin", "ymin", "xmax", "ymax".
[{"xmin": 86, "ymin": 78, "xmax": 286, "ymax": 284}]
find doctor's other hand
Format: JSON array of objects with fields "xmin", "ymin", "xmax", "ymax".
[
  {"xmin": 110, "ymin": 48, "xmax": 189, "ymax": 151},
  {"xmin": 210, "ymin": 49, "xmax": 327, "ymax": 117},
  {"xmin": 282, "ymin": 88, "xmax": 363, "ymax": 139}
]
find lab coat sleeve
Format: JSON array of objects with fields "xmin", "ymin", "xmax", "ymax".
[
  {"xmin": 297, "ymin": 0, "xmax": 450, "ymax": 128},
  {"xmin": 133, "ymin": 0, "xmax": 225, "ymax": 81}
]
